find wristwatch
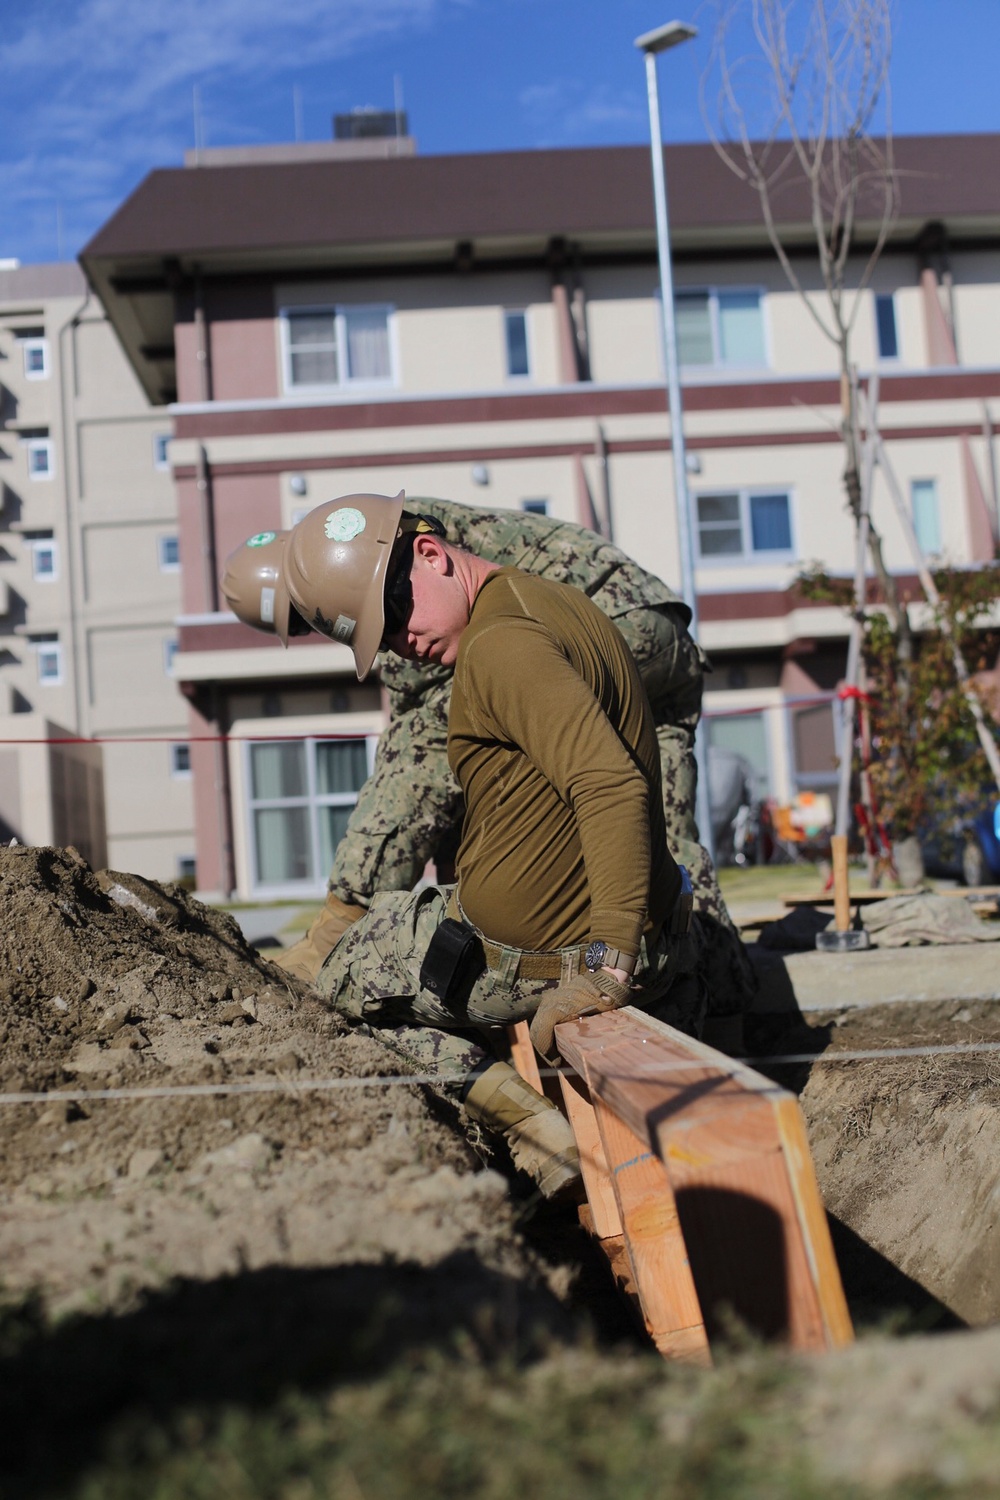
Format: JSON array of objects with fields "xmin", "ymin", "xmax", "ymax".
[{"xmin": 584, "ymin": 940, "xmax": 637, "ymax": 976}]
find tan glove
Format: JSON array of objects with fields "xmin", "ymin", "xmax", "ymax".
[
  {"xmin": 529, "ymin": 969, "xmax": 632, "ymax": 1062},
  {"xmin": 276, "ymin": 893, "xmax": 366, "ymax": 984}
]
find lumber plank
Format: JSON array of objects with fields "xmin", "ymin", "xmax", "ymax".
[
  {"xmin": 556, "ymin": 1007, "xmax": 853, "ymax": 1355},
  {"xmin": 558, "ymin": 1069, "xmax": 622, "ymax": 1239},
  {"xmin": 506, "ymin": 1020, "xmax": 543, "ymax": 1092},
  {"xmin": 591, "ymin": 1093, "xmax": 711, "ymax": 1366}
]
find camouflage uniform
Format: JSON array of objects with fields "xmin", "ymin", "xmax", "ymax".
[
  {"xmin": 317, "ymin": 884, "xmax": 705, "ymax": 1085},
  {"xmin": 328, "ymin": 499, "xmax": 753, "ymax": 1016}
]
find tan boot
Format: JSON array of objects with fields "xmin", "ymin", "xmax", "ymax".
[
  {"xmin": 464, "ymin": 1061, "xmax": 581, "ymax": 1199},
  {"xmin": 276, "ymin": 893, "xmax": 366, "ymax": 984}
]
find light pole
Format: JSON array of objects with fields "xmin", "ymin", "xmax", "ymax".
[{"xmin": 635, "ymin": 19, "xmax": 715, "ymax": 860}]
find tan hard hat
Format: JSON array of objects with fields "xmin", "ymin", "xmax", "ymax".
[
  {"xmin": 282, "ymin": 491, "xmax": 406, "ymax": 679},
  {"xmin": 220, "ymin": 530, "xmax": 296, "ymax": 645}
]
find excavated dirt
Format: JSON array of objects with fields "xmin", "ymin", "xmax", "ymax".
[{"xmin": 0, "ymin": 845, "xmax": 603, "ymax": 1336}]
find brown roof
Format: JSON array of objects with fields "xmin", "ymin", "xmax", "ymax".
[{"xmin": 82, "ymin": 135, "xmax": 1000, "ymax": 264}]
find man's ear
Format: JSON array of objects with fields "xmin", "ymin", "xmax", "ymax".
[{"xmin": 412, "ymin": 533, "xmax": 450, "ymax": 571}]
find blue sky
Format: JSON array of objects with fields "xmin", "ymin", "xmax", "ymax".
[{"xmin": 2, "ymin": 0, "xmax": 999, "ymax": 266}]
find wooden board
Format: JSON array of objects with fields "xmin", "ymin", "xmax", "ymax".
[
  {"xmin": 556, "ymin": 1007, "xmax": 853, "ymax": 1355},
  {"xmin": 783, "ymin": 886, "xmax": 1000, "ymax": 908}
]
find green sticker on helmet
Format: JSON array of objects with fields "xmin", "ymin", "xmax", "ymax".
[
  {"xmin": 247, "ymin": 531, "xmax": 277, "ymax": 548},
  {"xmin": 325, "ymin": 506, "xmax": 367, "ymax": 543}
]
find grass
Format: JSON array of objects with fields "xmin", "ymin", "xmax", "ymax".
[{"xmin": 21, "ymin": 1342, "xmax": 1000, "ymax": 1500}]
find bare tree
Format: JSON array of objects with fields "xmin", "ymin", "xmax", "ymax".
[{"xmin": 701, "ymin": 0, "xmax": 902, "ymax": 620}]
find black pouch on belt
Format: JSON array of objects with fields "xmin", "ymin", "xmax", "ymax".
[{"xmin": 419, "ymin": 918, "xmax": 479, "ymax": 1001}]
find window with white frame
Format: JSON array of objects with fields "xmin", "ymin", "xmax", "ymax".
[
  {"xmin": 875, "ymin": 293, "xmax": 899, "ymax": 360},
  {"xmin": 26, "ymin": 436, "xmax": 54, "ymax": 480},
  {"xmin": 158, "ymin": 534, "xmax": 180, "ymax": 572},
  {"xmin": 675, "ymin": 288, "xmax": 767, "ymax": 369},
  {"xmin": 163, "ymin": 638, "xmax": 178, "ymax": 675},
  {"xmin": 170, "ymin": 743, "xmax": 192, "ymax": 777},
  {"xmin": 521, "ymin": 498, "xmax": 548, "ymax": 515},
  {"xmin": 282, "ymin": 305, "xmax": 393, "ymax": 390},
  {"xmin": 911, "ymin": 478, "xmax": 942, "ymax": 555},
  {"xmin": 504, "ymin": 309, "xmax": 530, "ymax": 378},
  {"xmin": 247, "ymin": 735, "xmax": 376, "ymax": 890},
  {"xmin": 35, "ymin": 638, "xmax": 62, "ymax": 685},
  {"xmin": 22, "ymin": 337, "xmax": 49, "ymax": 380},
  {"xmin": 30, "ymin": 536, "xmax": 58, "ymax": 581},
  {"xmin": 153, "ymin": 433, "xmax": 171, "ymax": 470},
  {"xmin": 695, "ymin": 489, "xmax": 793, "ymax": 560}
]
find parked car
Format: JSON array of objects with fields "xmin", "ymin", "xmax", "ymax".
[{"xmin": 922, "ymin": 795, "xmax": 1000, "ymax": 887}]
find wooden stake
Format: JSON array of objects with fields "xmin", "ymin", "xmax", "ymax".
[{"xmin": 831, "ymin": 833, "xmax": 851, "ymax": 931}]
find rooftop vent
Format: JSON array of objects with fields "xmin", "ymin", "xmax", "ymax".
[{"xmin": 334, "ymin": 107, "xmax": 407, "ymax": 141}]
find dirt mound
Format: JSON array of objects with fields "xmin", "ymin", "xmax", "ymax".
[{"xmin": 0, "ymin": 846, "xmax": 597, "ymax": 1335}]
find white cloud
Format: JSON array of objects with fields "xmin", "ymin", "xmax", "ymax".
[
  {"xmin": 0, "ymin": 0, "xmax": 467, "ymax": 261},
  {"xmin": 518, "ymin": 77, "xmax": 646, "ymax": 143}
]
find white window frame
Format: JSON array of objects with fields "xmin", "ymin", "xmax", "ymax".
[
  {"xmin": 503, "ymin": 308, "xmax": 532, "ymax": 380},
  {"xmin": 30, "ymin": 537, "xmax": 58, "ymax": 582},
  {"xmin": 25, "ymin": 437, "xmax": 55, "ymax": 481},
  {"xmin": 672, "ymin": 286, "xmax": 769, "ymax": 372},
  {"xmin": 693, "ymin": 487, "xmax": 796, "ymax": 565},
  {"xmin": 153, "ymin": 433, "xmax": 171, "ymax": 471},
  {"xmin": 36, "ymin": 640, "xmax": 63, "ymax": 686},
  {"xmin": 245, "ymin": 734, "xmax": 378, "ymax": 895},
  {"xmin": 158, "ymin": 534, "xmax": 181, "ymax": 572},
  {"xmin": 520, "ymin": 498, "xmax": 548, "ymax": 515},
  {"xmin": 279, "ymin": 303, "xmax": 395, "ymax": 394},
  {"xmin": 910, "ymin": 477, "xmax": 942, "ymax": 556},
  {"xmin": 170, "ymin": 742, "xmax": 192, "ymax": 778},
  {"xmin": 874, "ymin": 292, "xmax": 900, "ymax": 362},
  {"xmin": 22, "ymin": 337, "xmax": 49, "ymax": 381}
]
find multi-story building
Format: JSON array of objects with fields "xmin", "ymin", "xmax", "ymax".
[
  {"xmin": 0, "ymin": 260, "xmax": 195, "ymax": 877},
  {"xmin": 79, "ymin": 134, "xmax": 1000, "ymax": 899}
]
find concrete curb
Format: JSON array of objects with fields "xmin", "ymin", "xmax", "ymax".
[{"xmin": 750, "ymin": 942, "xmax": 1000, "ymax": 1013}]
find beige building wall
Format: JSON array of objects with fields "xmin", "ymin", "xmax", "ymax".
[{"xmin": 0, "ymin": 262, "xmax": 193, "ymax": 881}]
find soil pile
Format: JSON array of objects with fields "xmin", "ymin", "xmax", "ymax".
[{"xmin": 0, "ymin": 845, "xmax": 588, "ymax": 1332}]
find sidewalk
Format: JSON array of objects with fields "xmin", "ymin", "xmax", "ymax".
[{"xmin": 750, "ymin": 941, "xmax": 1000, "ymax": 1013}]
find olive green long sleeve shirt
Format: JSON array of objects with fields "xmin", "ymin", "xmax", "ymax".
[{"xmin": 448, "ymin": 568, "xmax": 680, "ymax": 957}]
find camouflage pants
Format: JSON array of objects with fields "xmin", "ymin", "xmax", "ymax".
[
  {"xmin": 317, "ymin": 885, "xmax": 706, "ymax": 1091},
  {"xmin": 328, "ymin": 607, "xmax": 754, "ymax": 1016}
]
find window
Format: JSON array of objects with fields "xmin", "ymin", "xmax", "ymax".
[
  {"xmin": 163, "ymin": 639, "xmax": 178, "ymax": 675},
  {"xmin": 171, "ymin": 743, "xmax": 192, "ymax": 778},
  {"xmin": 26, "ymin": 437, "xmax": 54, "ymax": 480},
  {"xmin": 695, "ymin": 490, "xmax": 793, "ymax": 560},
  {"xmin": 35, "ymin": 639, "xmax": 62, "ymax": 685},
  {"xmin": 911, "ymin": 478, "xmax": 941, "ymax": 555},
  {"xmin": 675, "ymin": 289, "xmax": 766, "ymax": 369},
  {"xmin": 153, "ymin": 434, "xmax": 171, "ymax": 470},
  {"xmin": 521, "ymin": 499, "xmax": 548, "ymax": 516},
  {"xmin": 158, "ymin": 535, "xmax": 180, "ymax": 572},
  {"xmin": 177, "ymin": 856, "xmax": 197, "ymax": 882},
  {"xmin": 282, "ymin": 305, "xmax": 392, "ymax": 390},
  {"xmin": 22, "ymin": 338, "xmax": 49, "ymax": 380},
  {"xmin": 875, "ymin": 293, "xmax": 899, "ymax": 360},
  {"xmin": 504, "ymin": 309, "xmax": 530, "ymax": 378},
  {"xmin": 30, "ymin": 537, "xmax": 58, "ymax": 581},
  {"xmin": 247, "ymin": 735, "xmax": 376, "ymax": 890}
]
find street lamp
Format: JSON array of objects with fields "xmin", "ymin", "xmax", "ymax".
[{"xmin": 635, "ymin": 19, "xmax": 716, "ymax": 860}]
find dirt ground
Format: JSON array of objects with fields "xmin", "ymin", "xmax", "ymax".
[{"xmin": 4, "ymin": 844, "xmax": 1000, "ymax": 1493}]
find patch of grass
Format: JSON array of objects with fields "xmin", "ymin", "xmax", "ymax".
[{"xmin": 47, "ymin": 1346, "xmax": 1000, "ymax": 1500}]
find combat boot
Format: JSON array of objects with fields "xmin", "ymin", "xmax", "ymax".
[
  {"xmin": 276, "ymin": 893, "xmax": 366, "ymax": 984},
  {"xmin": 463, "ymin": 1061, "xmax": 581, "ymax": 1199}
]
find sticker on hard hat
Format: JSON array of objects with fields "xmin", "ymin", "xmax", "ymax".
[
  {"xmin": 325, "ymin": 507, "xmax": 367, "ymax": 542},
  {"xmin": 247, "ymin": 531, "xmax": 277, "ymax": 548},
  {"xmin": 260, "ymin": 586, "xmax": 275, "ymax": 624},
  {"xmin": 333, "ymin": 614, "xmax": 356, "ymax": 644}
]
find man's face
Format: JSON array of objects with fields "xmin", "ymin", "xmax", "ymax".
[{"xmin": 381, "ymin": 537, "xmax": 470, "ymax": 667}]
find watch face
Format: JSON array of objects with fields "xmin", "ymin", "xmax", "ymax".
[{"xmin": 585, "ymin": 940, "xmax": 607, "ymax": 972}]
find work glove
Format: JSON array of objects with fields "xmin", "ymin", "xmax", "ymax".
[{"xmin": 529, "ymin": 969, "xmax": 633, "ymax": 1062}]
